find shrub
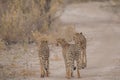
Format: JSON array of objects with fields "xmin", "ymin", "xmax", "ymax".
[{"xmin": 0, "ymin": 0, "xmax": 63, "ymax": 44}]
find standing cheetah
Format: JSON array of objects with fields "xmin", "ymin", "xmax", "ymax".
[
  {"xmin": 56, "ymin": 38, "xmax": 82, "ymax": 79},
  {"xmin": 38, "ymin": 40, "xmax": 49, "ymax": 77},
  {"xmin": 73, "ymin": 32, "xmax": 87, "ymax": 69}
]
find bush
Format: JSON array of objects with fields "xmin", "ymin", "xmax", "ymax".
[{"xmin": 0, "ymin": 0, "xmax": 63, "ymax": 44}]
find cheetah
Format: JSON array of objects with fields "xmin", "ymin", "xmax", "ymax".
[
  {"xmin": 56, "ymin": 38, "xmax": 82, "ymax": 79},
  {"xmin": 38, "ymin": 39, "xmax": 50, "ymax": 77},
  {"xmin": 73, "ymin": 32, "xmax": 87, "ymax": 69}
]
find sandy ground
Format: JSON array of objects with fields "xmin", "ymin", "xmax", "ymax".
[{"xmin": 0, "ymin": 2, "xmax": 120, "ymax": 80}]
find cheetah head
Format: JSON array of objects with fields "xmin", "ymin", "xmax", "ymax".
[
  {"xmin": 40, "ymin": 38, "xmax": 48, "ymax": 45},
  {"xmin": 56, "ymin": 38, "xmax": 66, "ymax": 46},
  {"xmin": 73, "ymin": 32, "xmax": 83, "ymax": 43}
]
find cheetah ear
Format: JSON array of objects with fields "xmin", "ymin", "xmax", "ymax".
[
  {"xmin": 80, "ymin": 32, "xmax": 82, "ymax": 34},
  {"xmin": 45, "ymin": 41, "xmax": 48, "ymax": 43},
  {"xmin": 62, "ymin": 39, "xmax": 66, "ymax": 42},
  {"xmin": 73, "ymin": 36, "xmax": 75, "ymax": 40},
  {"xmin": 56, "ymin": 43, "xmax": 59, "ymax": 46}
]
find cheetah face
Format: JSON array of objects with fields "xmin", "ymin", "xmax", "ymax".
[
  {"xmin": 56, "ymin": 38, "xmax": 62, "ymax": 46},
  {"xmin": 56, "ymin": 38, "xmax": 65, "ymax": 46},
  {"xmin": 41, "ymin": 40, "xmax": 48, "ymax": 45},
  {"xmin": 73, "ymin": 33, "xmax": 79, "ymax": 43},
  {"xmin": 73, "ymin": 32, "xmax": 82, "ymax": 44}
]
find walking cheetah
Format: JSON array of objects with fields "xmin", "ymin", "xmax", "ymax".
[
  {"xmin": 56, "ymin": 38, "xmax": 82, "ymax": 79},
  {"xmin": 73, "ymin": 32, "xmax": 87, "ymax": 69},
  {"xmin": 38, "ymin": 39, "xmax": 50, "ymax": 77}
]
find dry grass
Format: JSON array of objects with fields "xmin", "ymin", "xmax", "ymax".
[
  {"xmin": 0, "ymin": 0, "xmax": 115, "ymax": 44},
  {"xmin": 32, "ymin": 25, "xmax": 76, "ymax": 45},
  {"xmin": 0, "ymin": 0, "xmax": 63, "ymax": 44},
  {"xmin": 19, "ymin": 69, "xmax": 36, "ymax": 77},
  {"xmin": 0, "ymin": 39, "xmax": 6, "ymax": 50},
  {"xmin": 64, "ymin": 26, "xmax": 76, "ymax": 42},
  {"xmin": 32, "ymin": 31, "xmax": 49, "ymax": 44},
  {"xmin": 51, "ymin": 25, "xmax": 76, "ymax": 42},
  {"xmin": 0, "ymin": 63, "xmax": 36, "ymax": 80}
]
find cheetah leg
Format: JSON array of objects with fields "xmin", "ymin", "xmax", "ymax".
[
  {"xmin": 66, "ymin": 66, "xmax": 71, "ymax": 79},
  {"xmin": 77, "ymin": 68, "xmax": 80, "ymax": 78},
  {"xmin": 46, "ymin": 60, "xmax": 49, "ymax": 77},
  {"xmin": 71, "ymin": 71, "xmax": 73, "ymax": 77},
  {"xmin": 83, "ymin": 48, "xmax": 87, "ymax": 68},
  {"xmin": 40, "ymin": 64, "xmax": 45, "ymax": 78},
  {"xmin": 81, "ymin": 50, "xmax": 84, "ymax": 69},
  {"xmin": 77, "ymin": 61, "xmax": 81, "ymax": 78},
  {"xmin": 40, "ymin": 58, "xmax": 45, "ymax": 78},
  {"xmin": 71, "ymin": 67, "xmax": 74, "ymax": 77},
  {"xmin": 71, "ymin": 61, "xmax": 75, "ymax": 77},
  {"xmin": 64, "ymin": 59, "xmax": 68, "ymax": 78}
]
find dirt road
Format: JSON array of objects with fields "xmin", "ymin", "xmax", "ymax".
[{"xmin": 59, "ymin": 2, "xmax": 120, "ymax": 80}]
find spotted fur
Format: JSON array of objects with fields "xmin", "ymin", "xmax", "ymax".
[
  {"xmin": 73, "ymin": 32, "xmax": 87, "ymax": 69},
  {"xmin": 56, "ymin": 38, "xmax": 82, "ymax": 79},
  {"xmin": 38, "ymin": 40, "xmax": 49, "ymax": 77}
]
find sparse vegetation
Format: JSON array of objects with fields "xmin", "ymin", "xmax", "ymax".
[
  {"xmin": 0, "ymin": 39, "xmax": 6, "ymax": 50},
  {"xmin": 0, "ymin": 0, "xmax": 119, "ymax": 44},
  {"xmin": 0, "ymin": 0, "xmax": 63, "ymax": 44},
  {"xmin": 109, "ymin": 0, "xmax": 120, "ymax": 14},
  {"xmin": 0, "ymin": 0, "xmax": 120, "ymax": 80}
]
